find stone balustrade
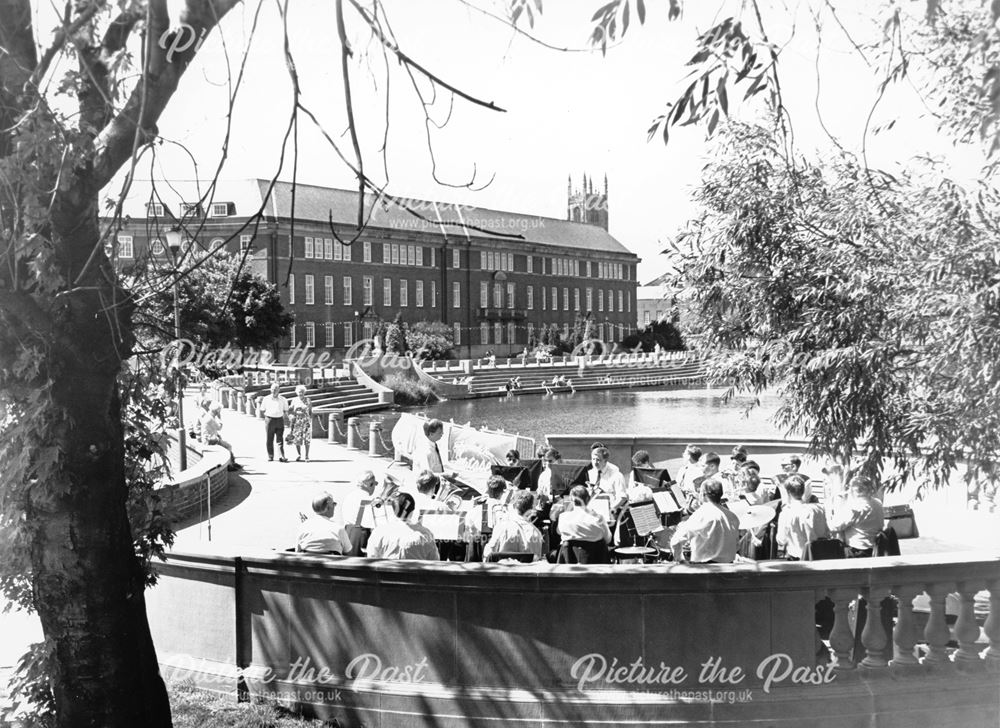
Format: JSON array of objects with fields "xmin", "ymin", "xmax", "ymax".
[{"xmin": 146, "ymin": 549, "xmax": 1000, "ymax": 727}]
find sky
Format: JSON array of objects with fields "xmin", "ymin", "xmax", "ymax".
[{"xmin": 79, "ymin": 0, "xmax": 984, "ymax": 283}]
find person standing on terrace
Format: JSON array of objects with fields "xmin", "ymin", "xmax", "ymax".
[
  {"xmin": 288, "ymin": 384, "xmax": 313, "ymax": 462},
  {"xmin": 257, "ymin": 382, "xmax": 289, "ymax": 462},
  {"xmin": 828, "ymin": 475, "xmax": 884, "ymax": 558},
  {"xmin": 412, "ymin": 418, "xmax": 457, "ymax": 479}
]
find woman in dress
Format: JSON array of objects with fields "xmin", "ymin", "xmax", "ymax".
[{"xmin": 289, "ymin": 384, "xmax": 313, "ymax": 462}]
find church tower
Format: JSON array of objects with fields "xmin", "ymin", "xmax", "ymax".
[{"xmin": 567, "ymin": 173, "xmax": 609, "ymax": 231}]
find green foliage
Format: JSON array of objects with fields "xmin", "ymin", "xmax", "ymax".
[
  {"xmin": 131, "ymin": 252, "xmax": 291, "ymax": 363},
  {"xmin": 169, "ymin": 681, "xmax": 329, "ymax": 728},
  {"xmin": 669, "ymin": 122, "xmax": 1000, "ymax": 492},
  {"xmin": 384, "ymin": 313, "xmax": 408, "ymax": 355},
  {"xmin": 380, "ymin": 372, "xmax": 437, "ymax": 406},
  {"xmin": 407, "ymin": 321, "xmax": 455, "ymax": 360},
  {"xmin": 622, "ymin": 320, "xmax": 686, "ymax": 352}
]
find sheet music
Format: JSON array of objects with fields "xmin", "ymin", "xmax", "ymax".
[
  {"xmin": 652, "ymin": 491, "xmax": 682, "ymax": 514},
  {"xmin": 629, "ymin": 503, "xmax": 663, "ymax": 536},
  {"xmin": 670, "ymin": 483, "xmax": 688, "ymax": 509},
  {"xmin": 589, "ymin": 495, "xmax": 612, "ymax": 523},
  {"xmin": 420, "ymin": 512, "xmax": 463, "ymax": 540}
]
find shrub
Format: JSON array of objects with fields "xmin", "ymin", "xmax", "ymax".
[
  {"xmin": 381, "ymin": 372, "xmax": 437, "ymax": 406},
  {"xmin": 407, "ymin": 321, "xmax": 454, "ymax": 360}
]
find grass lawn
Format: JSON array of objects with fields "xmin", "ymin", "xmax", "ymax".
[{"xmin": 170, "ymin": 682, "xmax": 335, "ymax": 728}]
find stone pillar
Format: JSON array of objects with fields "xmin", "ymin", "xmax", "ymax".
[
  {"xmin": 347, "ymin": 417, "xmax": 362, "ymax": 450},
  {"xmin": 953, "ymin": 581, "xmax": 986, "ymax": 671},
  {"xmin": 985, "ymin": 579, "xmax": 1000, "ymax": 670},
  {"xmin": 369, "ymin": 422, "xmax": 385, "ymax": 457},
  {"xmin": 922, "ymin": 583, "xmax": 956, "ymax": 670},
  {"xmin": 859, "ymin": 587, "xmax": 891, "ymax": 670},
  {"xmin": 327, "ymin": 413, "xmax": 342, "ymax": 444},
  {"xmin": 829, "ymin": 588, "xmax": 858, "ymax": 672},
  {"xmin": 889, "ymin": 585, "xmax": 923, "ymax": 674}
]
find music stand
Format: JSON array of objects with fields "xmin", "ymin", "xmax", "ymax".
[
  {"xmin": 634, "ymin": 467, "xmax": 672, "ymax": 488},
  {"xmin": 549, "ymin": 461, "xmax": 590, "ymax": 489}
]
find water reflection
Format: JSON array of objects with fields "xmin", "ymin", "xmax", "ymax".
[{"xmin": 413, "ymin": 386, "xmax": 792, "ymax": 444}]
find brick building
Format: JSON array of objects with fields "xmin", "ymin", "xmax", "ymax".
[{"xmin": 114, "ymin": 178, "xmax": 640, "ymax": 359}]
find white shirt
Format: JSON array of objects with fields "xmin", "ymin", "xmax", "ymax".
[
  {"xmin": 829, "ymin": 495, "xmax": 884, "ymax": 550},
  {"xmin": 677, "ymin": 462, "xmax": 703, "ymax": 496},
  {"xmin": 258, "ymin": 394, "xmax": 288, "ymax": 419},
  {"xmin": 587, "ymin": 462, "xmax": 627, "ymax": 508},
  {"xmin": 670, "ymin": 502, "xmax": 740, "ymax": 563},
  {"xmin": 483, "ymin": 514, "xmax": 544, "ymax": 561},
  {"xmin": 340, "ymin": 487, "xmax": 375, "ymax": 528},
  {"xmin": 777, "ymin": 501, "xmax": 829, "ymax": 559},
  {"xmin": 412, "ymin": 438, "xmax": 445, "ymax": 474},
  {"xmin": 464, "ymin": 498, "xmax": 507, "ymax": 542},
  {"xmin": 297, "ymin": 514, "xmax": 351, "ymax": 555},
  {"xmin": 625, "ymin": 483, "xmax": 654, "ymax": 504},
  {"xmin": 557, "ymin": 505, "xmax": 612, "ymax": 543},
  {"xmin": 367, "ymin": 518, "xmax": 439, "ymax": 560}
]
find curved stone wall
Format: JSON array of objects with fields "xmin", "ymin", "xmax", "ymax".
[
  {"xmin": 147, "ymin": 549, "xmax": 1000, "ymax": 727},
  {"xmin": 157, "ymin": 446, "xmax": 230, "ymax": 520}
]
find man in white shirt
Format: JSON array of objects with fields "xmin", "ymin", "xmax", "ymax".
[
  {"xmin": 483, "ymin": 491, "xmax": 544, "ymax": 562},
  {"xmin": 297, "ymin": 494, "xmax": 352, "ymax": 555},
  {"xmin": 340, "ymin": 470, "xmax": 378, "ymax": 555},
  {"xmin": 411, "ymin": 419, "xmax": 456, "ymax": 478},
  {"xmin": 775, "ymin": 455, "xmax": 814, "ymax": 503},
  {"xmin": 777, "ymin": 477, "xmax": 829, "ymax": 560},
  {"xmin": 256, "ymin": 382, "xmax": 289, "ymax": 462},
  {"xmin": 464, "ymin": 475, "xmax": 510, "ymax": 545},
  {"xmin": 557, "ymin": 486, "xmax": 613, "ymax": 544},
  {"xmin": 828, "ymin": 475, "xmax": 884, "ymax": 558},
  {"xmin": 670, "ymin": 478, "xmax": 740, "ymax": 563},
  {"xmin": 367, "ymin": 494, "xmax": 440, "ymax": 560},
  {"xmin": 676, "ymin": 445, "xmax": 704, "ymax": 498},
  {"xmin": 588, "ymin": 446, "xmax": 627, "ymax": 512}
]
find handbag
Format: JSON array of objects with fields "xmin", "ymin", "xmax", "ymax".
[
  {"xmin": 883, "ymin": 504, "xmax": 918, "ymax": 539},
  {"xmin": 284, "ymin": 432, "xmax": 295, "ymax": 445}
]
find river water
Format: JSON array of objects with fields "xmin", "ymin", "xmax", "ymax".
[{"xmin": 412, "ymin": 385, "xmax": 793, "ymax": 446}]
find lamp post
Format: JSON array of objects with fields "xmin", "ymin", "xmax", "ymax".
[
  {"xmin": 164, "ymin": 227, "xmax": 187, "ymax": 470},
  {"xmin": 353, "ymin": 310, "xmax": 359, "ymax": 350}
]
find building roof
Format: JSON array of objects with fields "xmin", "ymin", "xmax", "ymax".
[
  {"xmin": 637, "ymin": 285, "xmax": 669, "ymax": 302},
  {"xmin": 116, "ymin": 179, "xmax": 637, "ymax": 258}
]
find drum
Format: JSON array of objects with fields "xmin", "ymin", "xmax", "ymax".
[{"xmin": 614, "ymin": 546, "xmax": 657, "ymax": 564}]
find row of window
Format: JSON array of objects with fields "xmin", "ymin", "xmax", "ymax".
[
  {"xmin": 146, "ymin": 202, "xmax": 234, "ymax": 218},
  {"xmin": 111, "ymin": 234, "xmax": 254, "ymax": 259},
  {"xmin": 288, "ymin": 319, "xmax": 629, "ymax": 349},
  {"xmin": 289, "ymin": 274, "xmax": 633, "ymax": 314},
  {"xmin": 113, "ymin": 234, "xmax": 632, "ymax": 285}
]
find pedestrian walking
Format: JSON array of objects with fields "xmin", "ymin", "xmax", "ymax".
[{"xmin": 256, "ymin": 382, "xmax": 289, "ymax": 462}]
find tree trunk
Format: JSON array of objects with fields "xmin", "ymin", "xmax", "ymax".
[{"xmin": 27, "ymin": 200, "xmax": 172, "ymax": 728}]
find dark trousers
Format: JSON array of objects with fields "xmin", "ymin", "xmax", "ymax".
[{"xmin": 265, "ymin": 416, "xmax": 285, "ymax": 459}]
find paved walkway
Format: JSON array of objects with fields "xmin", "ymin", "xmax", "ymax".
[{"xmin": 172, "ymin": 393, "xmax": 401, "ymax": 553}]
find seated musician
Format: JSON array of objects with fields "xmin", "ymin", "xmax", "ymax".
[
  {"xmin": 367, "ymin": 494, "xmax": 439, "ymax": 561},
  {"xmin": 776, "ymin": 477, "xmax": 829, "ymax": 560},
  {"xmin": 625, "ymin": 450, "xmax": 655, "ymax": 503},
  {"xmin": 483, "ymin": 491, "xmax": 544, "ymax": 562},
  {"xmin": 408, "ymin": 470, "xmax": 453, "ymax": 521},
  {"xmin": 556, "ymin": 486, "xmax": 612, "ymax": 549},
  {"xmin": 297, "ymin": 493, "xmax": 352, "ymax": 555},
  {"xmin": 676, "ymin": 445, "xmax": 703, "ymax": 498},
  {"xmin": 588, "ymin": 446, "xmax": 627, "ymax": 512},
  {"xmin": 465, "ymin": 475, "xmax": 510, "ymax": 544},
  {"xmin": 688, "ymin": 451, "xmax": 721, "ymax": 506},
  {"xmin": 340, "ymin": 470, "xmax": 378, "ymax": 555},
  {"xmin": 669, "ymin": 478, "xmax": 740, "ymax": 564},
  {"xmin": 828, "ymin": 475, "xmax": 884, "ymax": 558},
  {"xmin": 734, "ymin": 470, "xmax": 764, "ymax": 506},
  {"xmin": 775, "ymin": 455, "xmax": 814, "ymax": 503},
  {"xmin": 505, "ymin": 449, "xmax": 520, "ymax": 467}
]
